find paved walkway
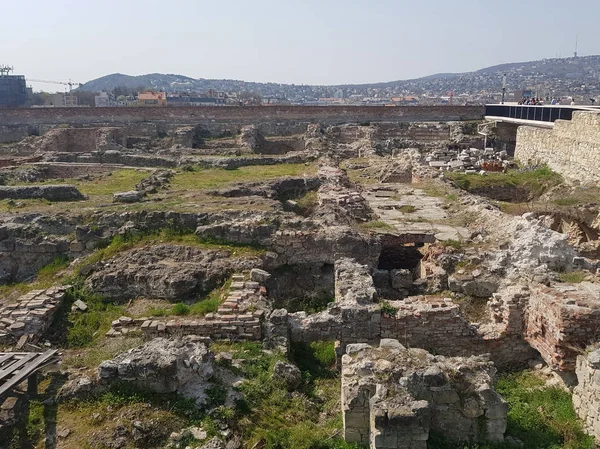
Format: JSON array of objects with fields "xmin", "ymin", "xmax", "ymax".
[{"xmin": 363, "ymin": 184, "xmax": 470, "ymax": 241}]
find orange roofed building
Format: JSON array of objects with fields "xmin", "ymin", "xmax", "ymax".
[{"xmin": 138, "ymin": 91, "xmax": 167, "ymax": 106}]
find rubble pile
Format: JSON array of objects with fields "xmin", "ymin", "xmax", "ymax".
[{"xmin": 426, "ymin": 147, "xmax": 510, "ymax": 172}]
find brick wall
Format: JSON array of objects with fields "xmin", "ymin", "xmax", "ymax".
[{"xmin": 524, "ymin": 283, "xmax": 600, "ymax": 371}]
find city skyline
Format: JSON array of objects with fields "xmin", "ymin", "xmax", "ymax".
[{"xmin": 3, "ymin": 0, "xmax": 600, "ymax": 92}]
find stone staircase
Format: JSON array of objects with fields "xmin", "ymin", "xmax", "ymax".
[{"xmin": 108, "ymin": 273, "xmax": 266, "ymax": 341}]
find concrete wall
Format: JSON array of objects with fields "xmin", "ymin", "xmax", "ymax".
[{"xmin": 515, "ymin": 111, "xmax": 600, "ymax": 183}]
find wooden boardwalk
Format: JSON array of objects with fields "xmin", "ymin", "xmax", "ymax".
[{"xmin": 0, "ymin": 350, "xmax": 59, "ymax": 399}]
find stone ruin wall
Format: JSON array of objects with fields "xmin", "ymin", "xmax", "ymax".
[
  {"xmin": 0, "ymin": 106, "xmax": 483, "ymax": 142},
  {"xmin": 341, "ymin": 340, "xmax": 508, "ymax": 448},
  {"xmin": 524, "ymin": 284, "xmax": 600, "ymax": 371},
  {"xmin": 515, "ymin": 111, "xmax": 600, "ymax": 184},
  {"xmin": 574, "ymin": 348, "xmax": 600, "ymax": 443}
]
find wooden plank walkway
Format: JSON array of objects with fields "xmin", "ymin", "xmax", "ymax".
[{"xmin": 0, "ymin": 350, "xmax": 59, "ymax": 399}]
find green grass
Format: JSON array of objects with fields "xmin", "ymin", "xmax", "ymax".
[
  {"xmin": 13, "ymin": 168, "xmax": 148, "ymax": 196},
  {"xmin": 0, "ymin": 254, "xmax": 70, "ymax": 296},
  {"xmin": 274, "ymin": 292, "xmax": 335, "ymax": 314},
  {"xmin": 446, "ymin": 166, "xmax": 563, "ymax": 199},
  {"xmin": 170, "ymin": 163, "xmax": 317, "ymax": 191},
  {"xmin": 440, "ymin": 239, "xmax": 462, "ymax": 249},
  {"xmin": 497, "ymin": 371, "xmax": 594, "ymax": 449},
  {"xmin": 207, "ymin": 341, "xmax": 356, "ymax": 449},
  {"xmin": 295, "ymin": 191, "xmax": 319, "ymax": 216},
  {"xmin": 553, "ymin": 197, "xmax": 581, "ymax": 206},
  {"xmin": 80, "ymin": 228, "xmax": 265, "ymax": 271},
  {"xmin": 146, "ymin": 277, "xmax": 232, "ymax": 317},
  {"xmin": 60, "ymin": 278, "xmax": 124, "ymax": 348},
  {"xmin": 558, "ymin": 271, "xmax": 587, "ymax": 283},
  {"xmin": 380, "ymin": 301, "xmax": 397, "ymax": 317},
  {"xmin": 359, "ymin": 220, "xmax": 394, "ymax": 231},
  {"xmin": 430, "ymin": 370, "xmax": 594, "ymax": 449},
  {"xmin": 398, "ymin": 204, "xmax": 418, "ymax": 213}
]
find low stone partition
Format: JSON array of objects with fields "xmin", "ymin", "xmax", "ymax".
[
  {"xmin": 573, "ymin": 348, "xmax": 600, "ymax": 442},
  {"xmin": 108, "ymin": 274, "xmax": 265, "ymax": 341},
  {"xmin": 341, "ymin": 339, "xmax": 507, "ymax": 448},
  {"xmin": 0, "ymin": 286, "xmax": 69, "ymax": 343},
  {"xmin": 0, "ymin": 185, "xmax": 85, "ymax": 201},
  {"xmin": 276, "ymin": 281, "xmax": 534, "ymax": 368},
  {"xmin": 524, "ymin": 283, "xmax": 600, "ymax": 371}
]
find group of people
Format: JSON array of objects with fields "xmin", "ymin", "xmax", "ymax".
[
  {"xmin": 518, "ymin": 97, "xmax": 544, "ymax": 105},
  {"xmin": 517, "ymin": 97, "xmax": 576, "ymax": 105}
]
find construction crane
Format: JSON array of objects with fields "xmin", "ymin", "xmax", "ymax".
[{"xmin": 27, "ymin": 78, "xmax": 83, "ymax": 106}]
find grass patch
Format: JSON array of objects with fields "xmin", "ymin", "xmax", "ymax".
[
  {"xmin": 144, "ymin": 277, "xmax": 231, "ymax": 317},
  {"xmin": 0, "ymin": 254, "xmax": 71, "ymax": 299},
  {"xmin": 360, "ymin": 220, "xmax": 394, "ymax": 231},
  {"xmin": 79, "ymin": 228, "xmax": 265, "ymax": 271},
  {"xmin": 446, "ymin": 166, "xmax": 563, "ymax": 199},
  {"xmin": 58, "ymin": 277, "xmax": 124, "ymax": 348},
  {"xmin": 429, "ymin": 370, "xmax": 594, "ymax": 449},
  {"xmin": 497, "ymin": 371, "xmax": 594, "ymax": 449},
  {"xmin": 171, "ymin": 163, "xmax": 317, "ymax": 191},
  {"xmin": 398, "ymin": 204, "xmax": 417, "ymax": 213},
  {"xmin": 295, "ymin": 191, "xmax": 319, "ymax": 216},
  {"xmin": 558, "ymin": 271, "xmax": 587, "ymax": 284},
  {"xmin": 208, "ymin": 341, "xmax": 356, "ymax": 449},
  {"xmin": 380, "ymin": 301, "xmax": 397, "ymax": 317},
  {"xmin": 274, "ymin": 292, "xmax": 335, "ymax": 314},
  {"xmin": 62, "ymin": 337, "xmax": 143, "ymax": 370},
  {"xmin": 440, "ymin": 239, "xmax": 462, "ymax": 249}
]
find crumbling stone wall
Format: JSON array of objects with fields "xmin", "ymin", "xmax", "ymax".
[
  {"xmin": 524, "ymin": 283, "xmax": 600, "ymax": 371},
  {"xmin": 515, "ymin": 111, "xmax": 600, "ymax": 183},
  {"xmin": 0, "ymin": 185, "xmax": 85, "ymax": 201},
  {"xmin": 573, "ymin": 348, "xmax": 600, "ymax": 442},
  {"xmin": 341, "ymin": 340, "xmax": 507, "ymax": 448},
  {"xmin": 0, "ymin": 286, "xmax": 69, "ymax": 344},
  {"xmin": 15, "ymin": 127, "xmax": 127, "ymax": 154}
]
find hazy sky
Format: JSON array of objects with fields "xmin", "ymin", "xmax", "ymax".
[{"xmin": 4, "ymin": 0, "xmax": 599, "ymax": 92}]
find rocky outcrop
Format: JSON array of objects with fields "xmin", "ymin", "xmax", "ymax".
[
  {"xmin": 0, "ymin": 185, "xmax": 85, "ymax": 201},
  {"xmin": 85, "ymin": 244, "xmax": 261, "ymax": 300},
  {"xmin": 98, "ymin": 337, "xmax": 215, "ymax": 404}
]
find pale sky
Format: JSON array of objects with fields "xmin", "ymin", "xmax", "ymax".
[{"xmin": 3, "ymin": 0, "xmax": 599, "ymax": 92}]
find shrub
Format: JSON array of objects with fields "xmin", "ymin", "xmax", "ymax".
[
  {"xmin": 380, "ymin": 301, "xmax": 397, "ymax": 317},
  {"xmin": 172, "ymin": 302, "xmax": 190, "ymax": 316}
]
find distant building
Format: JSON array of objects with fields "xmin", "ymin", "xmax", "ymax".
[
  {"xmin": 95, "ymin": 92, "xmax": 112, "ymax": 107},
  {"xmin": 138, "ymin": 91, "xmax": 167, "ymax": 106},
  {"xmin": 166, "ymin": 95, "xmax": 226, "ymax": 106},
  {"xmin": 0, "ymin": 74, "xmax": 27, "ymax": 107},
  {"xmin": 50, "ymin": 92, "xmax": 78, "ymax": 107}
]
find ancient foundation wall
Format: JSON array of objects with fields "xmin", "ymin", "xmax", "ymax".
[
  {"xmin": 573, "ymin": 349, "xmax": 600, "ymax": 442},
  {"xmin": 0, "ymin": 106, "xmax": 483, "ymax": 139},
  {"xmin": 515, "ymin": 111, "xmax": 600, "ymax": 183},
  {"xmin": 524, "ymin": 284, "xmax": 600, "ymax": 371}
]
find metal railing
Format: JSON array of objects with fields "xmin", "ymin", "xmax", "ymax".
[{"xmin": 484, "ymin": 104, "xmax": 580, "ymax": 123}]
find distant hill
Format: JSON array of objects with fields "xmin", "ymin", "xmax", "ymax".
[{"xmin": 77, "ymin": 55, "xmax": 600, "ymax": 99}]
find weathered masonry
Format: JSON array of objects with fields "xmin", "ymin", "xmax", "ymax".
[
  {"xmin": 0, "ymin": 105, "xmax": 484, "ymax": 142},
  {"xmin": 515, "ymin": 111, "xmax": 600, "ymax": 184}
]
